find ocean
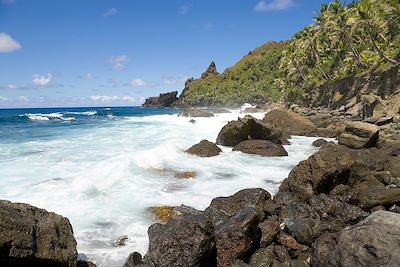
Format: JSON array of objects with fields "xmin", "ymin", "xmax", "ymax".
[{"xmin": 0, "ymin": 106, "xmax": 326, "ymax": 266}]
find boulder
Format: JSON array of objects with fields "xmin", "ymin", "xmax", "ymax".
[
  {"xmin": 186, "ymin": 139, "xmax": 222, "ymax": 157},
  {"xmin": 338, "ymin": 121, "xmax": 379, "ymax": 149},
  {"xmin": 275, "ymin": 144, "xmax": 358, "ymax": 202},
  {"xmin": 216, "ymin": 115, "xmax": 285, "ymax": 147},
  {"xmin": 144, "ymin": 214, "xmax": 214, "ymax": 267},
  {"xmin": 262, "ymin": 109, "xmax": 317, "ymax": 136},
  {"xmin": 179, "ymin": 108, "xmax": 214, "ymax": 117},
  {"xmin": 327, "ymin": 211, "xmax": 400, "ymax": 267},
  {"xmin": 0, "ymin": 200, "xmax": 77, "ymax": 267},
  {"xmin": 259, "ymin": 215, "xmax": 282, "ymax": 247},
  {"xmin": 233, "ymin": 140, "xmax": 288, "ymax": 157},
  {"xmin": 142, "ymin": 91, "xmax": 179, "ymax": 108},
  {"xmin": 149, "ymin": 205, "xmax": 202, "ymax": 223},
  {"xmin": 312, "ymin": 139, "xmax": 328, "ymax": 147},
  {"xmin": 249, "ymin": 246, "xmax": 276, "ymax": 267},
  {"xmin": 123, "ymin": 252, "xmax": 149, "ymax": 267}
]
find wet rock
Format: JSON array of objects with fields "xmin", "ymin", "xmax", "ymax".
[
  {"xmin": 123, "ymin": 252, "xmax": 149, "ymax": 267},
  {"xmin": 144, "ymin": 214, "xmax": 214, "ymax": 267},
  {"xmin": 173, "ymin": 171, "xmax": 197, "ymax": 179},
  {"xmin": 262, "ymin": 109, "xmax": 317, "ymax": 136},
  {"xmin": 216, "ymin": 115, "xmax": 285, "ymax": 147},
  {"xmin": 142, "ymin": 91, "xmax": 178, "ymax": 108},
  {"xmin": 149, "ymin": 205, "xmax": 202, "ymax": 224},
  {"xmin": 233, "ymin": 140, "xmax": 288, "ymax": 157},
  {"xmin": 312, "ymin": 139, "xmax": 327, "ymax": 147},
  {"xmin": 0, "ymin": 200, "xmax": 77, "ymax": 267},
  {"xmin": 114, "ymin": 235, "xmax": 128, "ymax": 246},
  {"xmin": 214, "ymin": 207, "xmax": 260, "ymax": 267},
  {"xmin": 205, "ymin": 188, "xmax": 271, "ymax": 228},
  {"xmin": 186, "ymin": 139, "xmax": 222, "ymax": 157},
  {"xmin": 275, "ymin": 144, "xmax": 357, "ymax": 202},
  {"xmin": 338, "ymin": 121, "xmax": 379, "ymax": 149},
  {"xmin": 259, "ymin": 215, "xmax": 281, "ymax": 247},
  {"xmin": 327, "ymin": 211, "xmax": 400, "ymax": 267},
  {"xmin": 179, "ymin": 108, "xmax": 214, "ymax": 117},
  {"xmin": 189, "ymin": 119, "xmax": 196, "ymax": 124}
]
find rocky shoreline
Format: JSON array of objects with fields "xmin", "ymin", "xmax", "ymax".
[{"xmin": 1, "ymin": 101, "xmax": 399, "ymax": 266}]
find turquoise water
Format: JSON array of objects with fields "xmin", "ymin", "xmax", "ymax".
[{"xmin": 0, "ymin": 106, "xmax": 325, "ymax": 266}]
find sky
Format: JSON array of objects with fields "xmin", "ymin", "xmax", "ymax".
[{"xmin": 0, "ymin": 0, "xmax": 331, "ymax": 108}]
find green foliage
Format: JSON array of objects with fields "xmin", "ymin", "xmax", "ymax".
[
  {"xmin": 184, "ymin": 41, "xmax": 286, "ymax": 106},
  {"xmin": 277, "ymin": 0, "xmax": 400, "ymax": 92}
]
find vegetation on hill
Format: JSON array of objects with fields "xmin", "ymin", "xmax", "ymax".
[{"xmin": 180, "ymin": 0, "xmax": 400, "ymax": 107}]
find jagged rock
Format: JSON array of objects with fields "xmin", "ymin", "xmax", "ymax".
[
  {"xmin": 249, "ymin": 246, "xmax": 276, "ymax": 266},
  {"xmin": 259, "ymin": 215, "xmax": 282, "ymax": 247},
  {"xmin": 349, "ymin": 185, "xmax": 400, "ymax": 208},
  {"xmin": 275, "ymin": 144, "xmax": 358, "ymax": 203},
  {"xmin": 179, "ymin": 108, "xmax": 214, "ymax": 117},
  {"xmin": 216, "ymin": 115, "xmax": 286, "ymax": 147},
  {"xmin": 326, "ymin": 211, "xmax": 400, "ymax": 267},
  {"xmin": 277, "ymin": 232, "xmax": 308, "ymax": 251},
  {"xmin": 144, "ymin": 214, "xmax": 214, "ymax": 267},
  {"xmin": 375, "ymin": 116, "xmax": 393, "ymax": 126},
  {"xmin": 149, "ymin": 205, "xmax": 202, "ymax": 224},
  {"xmin": 114, "ymin": 235, "xmax": 129, "ymax": 246},
  {"xmin": 0, "ymin": 200, "xmax": 77, "ymax": 267},
  {"xmin": 142, "ymin": 91, "xmax": 179, "ymax": 107},
  {"xmin": 262, "ymin": 109, "xmax": 317, "ymax": 136},
  {"xmin": 186, "ymin": 139, "xmax": 222, "ymax": 157},
  {"xmin": 338, "ymin": 121, "xmax": 379, "ymax": 149},
  {"xmin": 233, "ymin": 140, "xmax": 288, "ymax": 157},
  {"xmin": 312, "ymin": 139, "xmax": 328, "ymax": 147},
  {"xmin": 205, "ymin": 188, "xmax": 271, "ymax": 228},
  {"xmin": 201, "ymin": 61, "xmax": 219, "ymax": 79}
]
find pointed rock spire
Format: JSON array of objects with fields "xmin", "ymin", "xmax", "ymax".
[{"xmin": 201, "ymin": 61, "xmax": 219, "ymax": 79}]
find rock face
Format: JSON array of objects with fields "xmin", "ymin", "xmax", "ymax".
[
  {"xmin": 216, "ymin": 115, "xmax": 285, "ymax": 147},
  {"xmin": 179, "ymin": 108, "xmax": 214, "ymax": 117},
  {"xmin": 323, "ymin": 211, "xmax": 400, "ymax": 267},
  {"xmin": 338, "ymin": 121, "xmax": 379, "ymax": 149},
  {"xmin": 0, "ymin": 200, "xmax": 78, "ymax": 267},
  {"xmin": 201, "ymin": 61, "xmax": 219, "ymax": 79},
  {"xmin": 186, "ymin": 140, "xmax": 222, "ymax": 157},
  {"xmin": 144, "ymin": 215, "xmax": 214, "ymax": 267},
  {"xmin": 142, "ymin": 91, "xmax": 179, "ymax": 108},
  {"xmin": 233, "ymin": 140, "xmax": 288, "ymax": 157},
  {"xmin": 262, "ymin": 109, "xmax": 317, "ymax": 136}
]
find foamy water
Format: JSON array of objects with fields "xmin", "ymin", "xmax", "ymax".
[{"xmin": 0, "ymin": 107, "xmax": 329, "ymax": 266}]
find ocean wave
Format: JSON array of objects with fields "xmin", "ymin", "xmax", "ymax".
[
  {"xmin": 66, "ymin": 111, "xmax": 97, "ymax": 116},
  {"xmin": 22, "ymin": 113, "xmax": 75, "ymax": 122}
]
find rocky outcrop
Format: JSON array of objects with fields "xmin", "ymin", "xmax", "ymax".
[
  {"xmin": 142, "ymin": 91, "xmax": 179, "ymax": 108},
  {"xmin": 179, "ymin": 108, "xmax": 214, "ymax": 117},
  {"xmin": 312, "ymin": 139, "xmax": 328, "ymax": 147},
  {"xmin": 338, "ymin": 121, "xmax": 379, "ymax": 149},
  {"xmin": 0, "ymin": 200, "xmax": 78, "ymax": 267},
  {"xmin": 216, "ymin": 115, "xmax": 286, "ymax": 147},
  {"xmin": 149, "ymin": 205, "xmax": 202, "ymax": 224},
  {"xmin": 201, "ymin": 61, "xmax": 219, "ymax": 79},
  {"xmin": 262, "ymin": 109, "xmax": 317, "ymax": 136},
  {"xmin": 186, "ymin": 140, "xmax": 222, "ymax": 157},
  {"xmin": 232, "ymin": 140, "xmax": 288, "ymax": 157}
]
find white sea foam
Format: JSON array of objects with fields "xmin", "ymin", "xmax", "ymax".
[
  {"xmin": 23, "ymin": 112, "xmax": 75, "ymax": 121},
  {"xmin": 0, "ymin": 110, "xmax": 333, "ymax": 267},
  {"xmin": 67, "ymin": 111, "xmax": 97, "ymax": 116}
]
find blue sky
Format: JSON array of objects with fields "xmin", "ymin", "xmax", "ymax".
[{"xmin": 0, "ymin": 0, "xmax": 330, "ymax": 108}]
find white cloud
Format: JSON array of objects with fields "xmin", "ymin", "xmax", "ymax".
[
  {"xmin": 18, "ymin": 95, "xmax": 29, "ymax": 104},
  {"xmin": 6, "ymin": 84, "xmax": 17, "ymax": 89},
  {"xmin": 102, "ymin": 8, "xmax": 117, "ymax": 17},
  {"xmin": 0, "ymin": 32, "xmax": 21, "ymax": 53},
  {"xmin": 130, "ymin": 78, "xmax": 149, "ymax": 87},
  {"xmin": 180, "ymin": 5, "xmax": 190, "ymax": 15},
  {"xmin": 109, "ymin": 55, "xmax": 129, "ymax": 71},
  {"xmin": 0, "ymin": 96, "xmax": 9, "ymax": 102},
  {"xmin": 122, "ymin": 96, "xmax": 136, "ymax": 103},
  {"xmin": 80, "ymin": 73, "xmax": 93, "ymax": 80},
  {"xmin": 32, "ymin": 73, "xmax": 52, "ymax": 86},
  {"xmin": 90, "ymin": 95, "xmax": 119, "ymax": 103},
  {"xmin": 254, "ymin": 0, "xmax": 294, "ymax": 12}
]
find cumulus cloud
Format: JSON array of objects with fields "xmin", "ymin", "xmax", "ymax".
[
  {"xmin": 254, "ymin": 0, "xmax": 294, "ymax": 12},
  {"xmin": 18, "ymin": 95, "xmax": 29, "ymax": 104},
  {"xmin": 109, "ymin": 55, "xmax": 129, "ymax": 71},
  {"xmin": 80, "ymin": 73, "xmax": 94, "ymax": 80},
  {"xmin": 32, "ymin": 73, "xmax": 52, "ymax": 86},
  {"xmin": 122, "ymin": 96, "xmax": 136, "ymax": 103},
  {"xmin": 0, "ymin": 96, "xmax": 9, "ymax": 102},
  {"xmin": 102, "ymin": 8, "xmax": 117, "ymax": 17},
  {"xmin": 130, "ymin": 78, "xmax": 149, "ymax": 87},
  {"xmin": 0, "ymin": 32, "xmax": 22, "ymax": 53}
]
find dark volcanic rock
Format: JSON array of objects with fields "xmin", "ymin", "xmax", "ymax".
[
  {"xmin": 201, "ymin": 61, "xmax": 219, "ymax": 79},
  {"xmin": 142, "ymin": 91, "xmax": 179, "ymax": 108},
  {"xmin": 123, "ymin": 252, "xmax": 148, "ymax": 267},
  {"xmin": 233, "ymin": 140, "xmax": 288, "ymax": 157},
  {"xmin": 186, "ymin": 139, "xmax": 222, "ymax": 157},
  {"xmin": 144, "ymin": 214, "xmax": 214, "ymax": 267},
  {"xmin": 0, "ymin": 200, "xmax": 77, "ymax": 267},
  {"xmin": 179, "ymin": 108, "xmax": 214, "ymax": 117},
  {"xmin": 338, "ymin": 121, "xmax": 379, "ymax": 149},
  {"xmin": 327, "ymin": 211, "xmax": 400, "ymax": 267},
  {"xmin": 216, "ymin": 115, "xmax": 286, "ymax": 147},
  {"xmin": 262, "ymin": 109, "xmax": 317, "ymax": 136},
  {"xmin": 259, "ymin": 215, "xmax": 281, "ymax": 247},
  {"xmin": 312, "ymin": 139, "xmax": 328, "ymax": 147}
]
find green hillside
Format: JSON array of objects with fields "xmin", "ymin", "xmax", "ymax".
[{"xmin": 179, "ymin": 0, "xmax": 400, "ymax": 107}]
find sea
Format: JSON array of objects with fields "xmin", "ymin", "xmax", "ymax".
[{"xmin": 0, "ymin": 105, "xmax": 328, "ymax": 266}]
